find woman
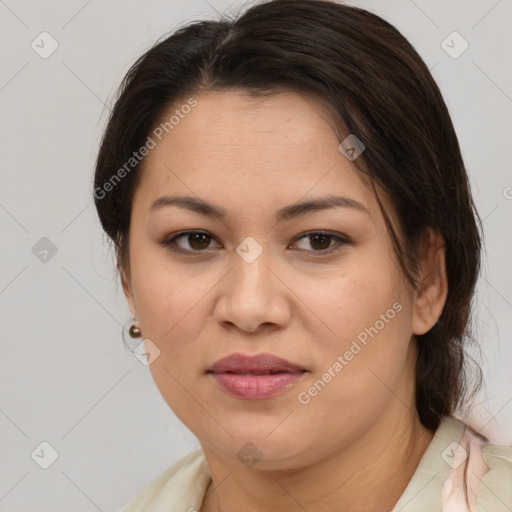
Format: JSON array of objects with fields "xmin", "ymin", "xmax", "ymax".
[{"xmin": 93, "ymin": 1, "xmax": 512, "ymax": 510}]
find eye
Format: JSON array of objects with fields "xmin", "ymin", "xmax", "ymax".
[
  {"xmin": 162, "ymin": 230, "xmax": 349, "ymax": 255},
  {"xmin": 291, "ymin": 231, "xmax": 349, "ymax": 253},
  {"xmin": 163, "ymin": 231, "xmax": 221, "ymax": 252}
]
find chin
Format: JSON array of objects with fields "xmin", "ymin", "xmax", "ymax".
[{"xmin": 200, "ymin": 425, "xmax": 315, "ymax": 470}]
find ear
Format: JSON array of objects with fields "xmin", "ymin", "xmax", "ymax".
[
  {"xmin": 120, "ymin": 263, "xmax": 137, "ymax": 319},
  {"xmin": 411, "ymin": 228, "xmax": 448, "ymax": 335}
]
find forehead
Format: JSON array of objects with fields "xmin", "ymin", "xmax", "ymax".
[
  {"xmin": 134, "ymin": 90, "xmax": 375, "ymax": 217},
  {"xmin": 176, "ymin": 89, "xmax": 337, "ymax": 135},
  {"xmin": 156, "ymin": 90, "xmax": 341, "ymax": 156}
]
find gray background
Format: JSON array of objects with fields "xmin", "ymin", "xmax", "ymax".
[{"xmin": 1, "ymin": 0, "xmax": 511, "ymax": 510}]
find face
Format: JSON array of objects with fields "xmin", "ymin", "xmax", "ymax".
[{"xmin": 123, "ymin": 90, "xmax": 433, "ymax": 470}]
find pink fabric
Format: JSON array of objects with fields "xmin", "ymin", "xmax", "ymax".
[{"xmin": 440, "ymin": 425, "xmax": 490, "ymax": 511}]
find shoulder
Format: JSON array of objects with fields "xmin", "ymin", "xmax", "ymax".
[
  {"xmin": 392, "ymin": 416, "xmax": 512, "ymax": 512},
  {"xmin": 118, "ymin": 449, "xmax": 211, "ymax": 512},
  {"xmin": 450, "ymin": 417, "xmax": 512, "ymax": 511},
  {"xmin": 477, "ymin": 441, "xmax": 512, "ymax": 511}
]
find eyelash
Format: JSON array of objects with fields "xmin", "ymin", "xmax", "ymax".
[{"xmin": 162, "ymin": 230, "xmax": 350, "ymax": 256}]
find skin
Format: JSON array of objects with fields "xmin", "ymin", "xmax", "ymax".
[{"xmin": 122, "ymin": 90, "xmax": 448, "ymax": 512}]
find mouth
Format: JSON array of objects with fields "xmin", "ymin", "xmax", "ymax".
[
  {"xmin": 208, "ymin": 352, "xmax": 306, "ymax": 373},
  {"xmin": 207, "ymin": 353, "xmax": 307, "ymax": 400},
  {"xmin": 217, "ymin": 370, "xmax": 297, "ymax": 375}
]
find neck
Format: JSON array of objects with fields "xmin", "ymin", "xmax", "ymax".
[{"xmin": 200, "ymin": 409, "xmax": 434, "ymax": 512}]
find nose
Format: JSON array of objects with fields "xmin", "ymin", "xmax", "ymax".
[{"xmin": 213, "ymin": 248, "xmax": 292, "ymax": 334}]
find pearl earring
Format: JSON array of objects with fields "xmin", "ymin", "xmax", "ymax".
[{"xmin": 128, "ymin": 324, "xmax": 142, "ymax": 338}]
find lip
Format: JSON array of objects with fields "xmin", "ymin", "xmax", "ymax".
[
  {"xmin": 207, "ymin": 353, "xmax": 307, "ymax": 400},
  {"xmin": 209, "ymin": 353, "xmax": 306, "ymax": 374}
]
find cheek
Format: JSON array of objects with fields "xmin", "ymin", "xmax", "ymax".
[
  {"xmin": 128, "ymin": 253, "xmax": 224, "ymax": 390},
  {"xmin": 300, "ymin": 247, "xmax": 414, "ymax": 388},
  {"xmin": 301, "ymin": 250, "xmax": 407, "ymax": 342},
  {"xmin": 130, "ymin": 248, "xmax": 214, "ymax": 340},
  {"xmin": 132, "ymin": 264, "xmax": 213, "ymax": 418},
  {"xmin": 295, "ymin": 273, "xmax": 413, "ymax": 438}
]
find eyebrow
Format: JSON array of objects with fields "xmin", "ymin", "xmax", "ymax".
[{"xmin": 148, "ymin": 194, "xmax": 369, "ymax": 222}]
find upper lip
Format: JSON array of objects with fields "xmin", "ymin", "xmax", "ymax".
[{"xmin": 208, "ymin": 353, "xmax": 306, "ymax": 374}]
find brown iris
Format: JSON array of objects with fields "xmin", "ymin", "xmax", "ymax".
[
  {"xmin": 188, "ymin": 232, "xmax": 211, "ymax": 250},
  {"xmin": 308, "ymin": 234, "xmax": 332, "ymax": 251}
]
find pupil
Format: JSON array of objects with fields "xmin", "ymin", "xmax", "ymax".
[
  {"xmin": 190, "ymin": 233, "xmax": 210, "ymax": 250},
  {"xmin": 311, "ymin": 234, "xmax": 330, "ymax": 250}
]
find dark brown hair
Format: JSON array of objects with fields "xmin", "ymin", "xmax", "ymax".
[{"xmin": 93, "ymin": 0, "xmax": 482, "ymax": 431}]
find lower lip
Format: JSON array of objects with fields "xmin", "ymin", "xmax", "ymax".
[{"xmin": 209, "ymin": 372, "xmax": 305, "ymax": 400}]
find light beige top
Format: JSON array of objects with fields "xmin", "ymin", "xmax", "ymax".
[{"xmin": 119, "ymin": 417, "xmax": 512, "ymax": 512}]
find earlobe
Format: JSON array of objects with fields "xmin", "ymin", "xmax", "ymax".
[{"xmin": 411, "ymin": 228, "xmax": 448, "ymax": 336}]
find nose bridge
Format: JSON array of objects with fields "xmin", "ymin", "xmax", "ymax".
[
  {"xmin": 215, "ymin": 236, "xmax": 291, "ymax": 332},
  {"xmin": 231, "ymin": 238, "xmax": 275, "ymax": 302}
]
